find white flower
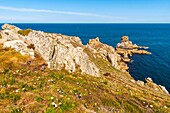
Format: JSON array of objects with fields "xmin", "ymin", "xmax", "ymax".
[
  {"xmin": 38, "ymin": 76, "xmax": 41, "ymax": 79},
  {"xmin": 67, "ymin": 98, "xmax": 70, "ymax": 100},
  {"xmin": 150, "ymin": 105, "xmax": 153, "ymax": 108},
  {"xmin": 54, "ymin": 104, "xmax": 57, "ymax": 108},
  {"xmin": 16, "ymin": 89, "xmax": 19, "ymax": 92},
  {"xmin": 52, "ymin": 102, "xmax": 55, "ymax": 105},
  {"xmin": 51, "ymin": 97, "xmax": 54, "ymax": 100}
]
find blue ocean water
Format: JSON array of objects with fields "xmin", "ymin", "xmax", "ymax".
[{"xmin": 1, "ymin": 23, "xmax": 170, "ymax": 92}]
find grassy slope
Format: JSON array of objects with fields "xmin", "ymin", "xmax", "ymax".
[{"xmin": 0, "ymin": 44, "xmax": 169, "ymax": 113}]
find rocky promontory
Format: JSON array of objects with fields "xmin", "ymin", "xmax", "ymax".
[
  {"xmin": 0, "ymin": 24, "xmax": 169, "ymax": 113},
  {"xmin": 116, "ymin": 36, "xmax": 151, "ymax": 63}
]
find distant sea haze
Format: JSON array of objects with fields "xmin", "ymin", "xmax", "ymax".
[{"xmin": 1, "ymin": 23, "xmax": 169, "ymax": 92}]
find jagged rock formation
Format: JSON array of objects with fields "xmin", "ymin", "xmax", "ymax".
[
  {"xmin": 0, "ymin": 24, "xmax": 100, "ymax": 77},
  {"xmin": 0, "ymin": 24, "xmax": 169, "ymax": 113},
  {"xmin": 116, "ymin": 36, "xmax": 151, "ymax": 64},
  {"xmin": 86, "ymin": 37, "xmax": 120, "ymax": 69},
  {"xmin": 86, "ymin": 37, "xmax": 129, "ymax": 72},
  {"xmin": 26, "ymin": 31, "xmax": 100, "ymax": 76}
]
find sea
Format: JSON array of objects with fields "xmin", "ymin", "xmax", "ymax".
[{"xmin": 1, "ymin": 23, "xmax": 170, "ymax": 92}]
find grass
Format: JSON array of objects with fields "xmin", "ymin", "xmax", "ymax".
[
  {"xmin": 18, "ymin": 29, "xmax": 32, "ymax": 36},
  {"xmin": 0, "ymin": 45, "xmax": 169, "ymax": 113}
]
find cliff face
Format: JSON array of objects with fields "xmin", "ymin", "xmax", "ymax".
[
  {"xmin": 0, "ymin": 24, "xmax": 135, "ymax": 75},
  {"xmin": 0, "ymin": 24, "xmax": 169, "ymax": 113}
]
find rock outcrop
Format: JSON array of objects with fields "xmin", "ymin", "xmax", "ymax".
[
  {"xmin": 116, "ymin": 36, "xmax": 151, "ymax": 70},
  {"xmin": 0, "ymin": 24, "xmax": 102, "ymax": 77},
  {"xmin": 3, "ymin": 40, "xmax": 35, "ymax": 59},
  {"xmin": 145, "ymin": 77, "xmax": 169, "ymax": 94},
  {"xmin": 86, "ymin": 37, "xmax": 129, "ymax": 72},
  {"xmin": 0, "ymin": 24, "xmax": 169, "ymax": 96},
  {"xmin": 86, "ymin": 38, "xmax": 120, "ymax": 69}
]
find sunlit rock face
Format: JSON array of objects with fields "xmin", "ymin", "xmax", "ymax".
[
  {"xmin": 116, "ymin": 36, "xmax": 151, "ymax": 70},
  {"xmin": 0, "ymin": 24, "xmax": 100, "ymax": 77}
]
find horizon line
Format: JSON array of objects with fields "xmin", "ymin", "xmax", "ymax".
[{"xmin": 1, "ymin": 22, "xmax": 170, "ymax": 24}]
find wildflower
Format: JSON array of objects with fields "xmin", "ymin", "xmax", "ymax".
[
  {"xmin": 67, "ymin": 98, "xmax": 70, "ymax": 100},
  {"xmin": 150, "ymin": 105, "xmax": 153, "ymax": 108},
  {"xmin": 52, "ymin": 102, "xmax": 55, "ymax": 105},
  {"xmin": 52, "ymin": 102, "xmax": 58, "ymax": 108},
  {"xmin": 51, "ymin": 97, "xmax": 54, "ymax": 100},
  {"xmin": 16, "ymin": 89, "xmax": 19, "ymax": 93}
]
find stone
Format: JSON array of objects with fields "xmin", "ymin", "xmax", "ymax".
[
  {"xmin": 86, "ymin": 37, "xmax": 121, "ymax": 70},
  {"xmin": 136, "ymin": 80, "xmax": 145, "ymax": 86},
  {"xmin": 116, "ymin": 36, "xmax": 151, "ymax": 71},
  {"xmin": 159, "ymin": 85, "xmax": 169, "ymax": 94},
  {"xmin": 2, "ymin": 24, "xmax": 100, "ymax": 76},
  {"xmin": 146, "ymin": 77, "xmax": 153, "ymax": 82},
  {"xmin": 25, "ymin": 31, "xmax": 100, "ymax": 77},
  {"xmin": 132, "ymin": 50, "xmax": 151, "ymax": 54},
  {"xmin": 3, "ymin": 40, "xmax": 34, "ymax": 58},
  {"xmin": 2, "ymin": 24, "xmax": 21, "ymax": 33}
]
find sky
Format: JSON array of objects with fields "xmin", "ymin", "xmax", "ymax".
[{"xmin": 0, "ymin": 0, "xmax": 170, "ymax": 23}]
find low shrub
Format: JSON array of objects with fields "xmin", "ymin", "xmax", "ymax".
[{"xmin": 18, "ymin": 29, "xmax": 32, "ymax": 36}]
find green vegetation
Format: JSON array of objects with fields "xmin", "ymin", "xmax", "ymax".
[
  {"xmin": 0, "ymin": 44, "xmax": 169, "ymax": 113},
  {"xmin": 18, "ymin": 29, "xmax": 32, "ymax": 36}
]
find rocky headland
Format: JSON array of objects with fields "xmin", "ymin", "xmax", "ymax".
[
  {"xmin": 0, "ymin": 24, "xmax": 169, "ymax": 113},
  {"xmin": 116, "ymin": 36, "xmax": 151, "ymax": 63}
]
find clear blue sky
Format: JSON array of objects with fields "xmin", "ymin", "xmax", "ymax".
[{"xmin": 0, "ymin": 0, "xmax": 170, "ymax": 23}]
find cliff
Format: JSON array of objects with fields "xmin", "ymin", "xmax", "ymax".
[{"xmin": 0, "ymin": 24, "xmax": 169, "ymax": 113}]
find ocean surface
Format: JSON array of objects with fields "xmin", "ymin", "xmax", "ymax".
[{"xmin": 1, "ymin": 23, "xmax": 170, "ymax": 92}]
